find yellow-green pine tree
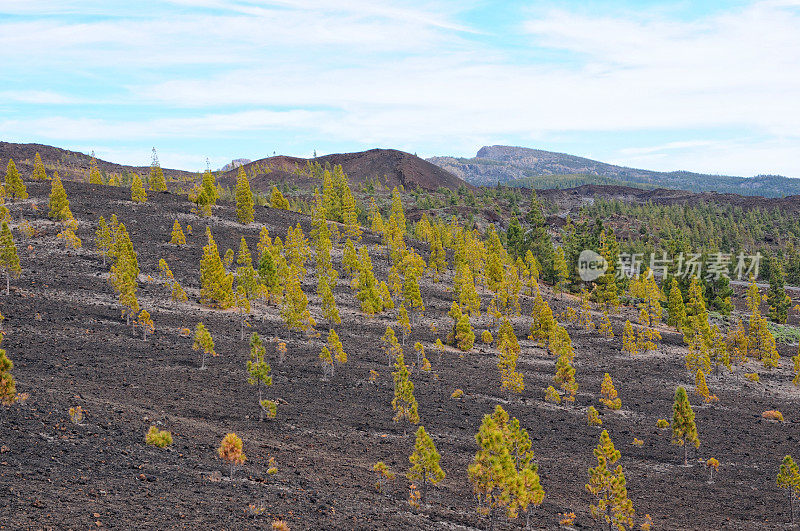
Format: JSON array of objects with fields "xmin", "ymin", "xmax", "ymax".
[
  {"xmin": 672, "ymin": 386, "xmax": 700, "ymax": 466},
  {"xmin": 200, "ymin": 228, "xmax": 234, "ymax": 308},
  {"xmin": 392, "ymin": 352, "xmax": 420, "ymax": 428},
  {"xmin": 48, "ymin": 173, "xmax": 71, "ymax": 220},
  {"xmin": 193, "ymin": 322, "xmax": 216, "ymax": 370},
  {"xmin": 131, "ymin": 174, "xmax": 147, "ymax": 202},
  {"xmin": 0, "ymin": 222, "xmax": 21, "ymax": 295},
  {"xmin": 149, "ymin": 148, "xmax": 167, "ymax": 192},
  {"xmin": 0, "ymin": 334, "xmax": 16, "ymax": 405},
  {"xmin": 169, "ymin": 220, "xmax": 186, "ymax": 245},
  {"xmin": 4, "ymin": 159, "xmax": 27, "ymax": 201},
  {"xmin": 585, "ymin": 430, "xmax": 635, "ymax": 530},
  {"xmin": 32, "ymin": 152, "xmax": 47, "ymax": 180},
  {"xmin": 235, "ymin": 166, "xmax": 254, "ymax": 224},
  {"xmin": 408, "ymin": 425, "xmax": 445, "ymax": 503}
]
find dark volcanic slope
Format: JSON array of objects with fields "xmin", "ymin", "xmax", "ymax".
[
  {"xmin": 1, "ymin": 180, "xmax": 799, "ymax": 529},
  {"xmin": 429, "ymin": 145, "xmax": 800, "ymax": 197},
  {"xmin": 219, "ymin": 149, "xmax": 470, "ymax": 193},
  {"xmin": 0, "ymin": 141, "xmax": 197, "ymax": 183}
]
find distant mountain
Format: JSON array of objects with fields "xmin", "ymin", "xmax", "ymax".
[
  {"xmin": 219, "ymin": 158, "xmax": 252, "ymax": 172},
  {"xmin": 219, "ymin": 148, "xmax": 469, "ymax": 193},
  {"xmin": 428, "ymin": 145, "xmax": 800, "ymax": 197}
]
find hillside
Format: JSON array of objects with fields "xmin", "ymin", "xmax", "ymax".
[
  {"xmin": 0, "ymin": 141, "xmax": 197, "ymax": 184},
  {"xmin": 1, "ymin": 180, "xmax": 799, "ymax": 529},
  {"xmin": 428, "ymin": 145, "xmax": 800, "ymax": 197},
  {"xmin": 219, "ymin": 149, "xmax": 469, "ymax": 193}
]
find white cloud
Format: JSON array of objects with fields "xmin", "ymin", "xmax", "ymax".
[{"xmin": 3, "ymin": 1, "xmax": 800, "ymax": 177}]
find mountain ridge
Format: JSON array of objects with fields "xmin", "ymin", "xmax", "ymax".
[{"xmin": 428, "ymin": 145, "xmax": 800, "ymax": 197}]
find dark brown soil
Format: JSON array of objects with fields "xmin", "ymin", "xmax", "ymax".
[{"xmin": 1, "ymin": 180, "xmax": 799, "ymax": 529}]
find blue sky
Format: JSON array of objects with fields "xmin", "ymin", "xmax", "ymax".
[{"xmin": 1, "ymin": 0, "xmax": 799, "ymax": 176}]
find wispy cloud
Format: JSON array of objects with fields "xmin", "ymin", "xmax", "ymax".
[{"xmin": 2, "ymin": 1, "xmax": 800, "ymax": 176}]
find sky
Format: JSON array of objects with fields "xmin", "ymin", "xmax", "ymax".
[{"xmin": 1, "ymin": 0, "xmax": 799, "ymax": 176}]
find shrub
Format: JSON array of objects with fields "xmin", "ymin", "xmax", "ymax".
[
  {"xmin": 451, "ymin": 389, "xmax": 464, "ymax": 400},
  {"xmin": 762, "ymin": 410, "xmax": 784, "ymax": 422},
  {"xmin": 706, "ymin": 457, "xmax": 719, "ymax": 481},
  {"xmin": 481, "ymin": 330, "xmax": 493, "ymax": 344},
  {"xmin": 260, "ymin": 399, "xmax": 278, "ymax": 419},
  {"xmin": 373, "ymin": 461, "xmax": 395, "ymax": 492},
  {"xmin": 559, "ymin": 512, "xmax": 576, "ymax": 525},
  {"xmin": 656, "ymin": 419, "xmax": 669, "ymax": 429},
  {"xmin": 145, "ymin": 426, "xmax": 173, "ymax": 448},
  {"xmin": 632, "ymin": 438, "xmax": 644, "ymax": 447},
  {"xmin": 271, "ymin": 520, "xmax": 290, "ymax": 531},
  {"xmin": 68, "ymin": 406, "xmax": 84, "ymax": 425},
  {"xmin": 744, "ymin": 372, "xmax": 760, "ymax": 382}
]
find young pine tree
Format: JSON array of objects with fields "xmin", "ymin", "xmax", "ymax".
[
  {"xmin": 585, "ymin": 429, "xmax": 635, "ymax": 531},
  {"xmin": 247, "ymin": 333, "xmax": 273, "ymax": 421},
  {"xmin": 131, "ymin": 174, "xmax": 147, "ymax": 203},
  {"xmin": 407, "ymin": 425, "xmax": 445, "ymax": 504},
  {"xmin": 48, "ymin": 173, "xmax": 71, "ymax": 220},
  {"xmin": 672, "ymin": 386, "xmax": 700, "ymax": 466},
  {"xmin": 193, "ymin": 323, "xmax": 216, "ymax": 370},
  {"xmin": 136, "ymin": 310, "xmax": 154, "ymax": 340},
  {"xmin": 777, "ymin": 455, "xmax": 800, "ymax": 525},
  {"xmin": 95, "ymin": 216, "xmax": 113, "ymax": 267},
  {"xmin": 666, "ymin": 277, "xmax": 687, "ymax": 330},
  {"xmin": 468, "ymin": 405, "xmax": 545, "ymax": 528},
  {"xmin": 169, "ymin": 220, "xmax": 186, "ymax": 245},
  {"xmin": 149, "ymin": 148, "xmax": 167, "ymax": 192},
  {"xmin": 218, "ymin": 433, "xmax": 246, "ymax": 479},
  {"xmin": 0, "ymin": 222, "xmax": 21, "ymax": 295},
  {"xmin": 622, "ymin": 320, "xmax": 638, "ymax": 356},
  {"xmin": 200, "ymin": 228, "xmax": 234, "ymax": 309},
  {"xmin": 599, "ymin": 373, "xmax": 621, "ymax": 410},
  {"xmin": 4, "ymin": 159, "xmax": 27, "ymax": 201},
  {"xmin": 0, "ymin": 335, "xmax": 17, "ymax": 406},
  {"xmin": 392, "ymin": 353, "xmax": 420, "ymax": 430},
  {"xmin": 270, "ymin": 186, "xmax": 289, "ymax": 210},
  {"xmin": 235, "ymin": 166, "xmax": 254, "ymax": 224},
  {"xmin": 32, "ymin": 152, "xmax": 47, "ymax": 180}
]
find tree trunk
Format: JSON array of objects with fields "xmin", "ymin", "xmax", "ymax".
[
  {"xmin": 684, "ymin": 444, "xmax": 688, "ymax": 466},
  {"xmin": 200, "ymin": 352, "xmax": 206, "ymax": 370},
  {"xmin": 258, "ymin": 386, "xmax": 264, "ymax": 422},
  {"xmin": 6, "ymin": 272, "xmax": 9, "ymax": 295},
  {"xmin": 142, "ymin": 327, "xmax": 147, "ymax": 341},
  {"xmin": 790, "ymin": 490, "xmax": 795, "ymax": 524}
]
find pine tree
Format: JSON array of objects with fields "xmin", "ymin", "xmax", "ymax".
[
  {"xmin": 694, "ymin": 369, "xmax": 716, "ymax": 403},
  {"xmin": 403, "ymin": 269, "xmax": 425, "ymax": 321},
  {"xmin": 136, "ymin": 310, "xmax": 154, "ymax": 340},
  {"xmin": 407, "ymin": 426, "xmax": 445, "ymax": 504},
  {"xmin": 218, "ymin": 433, "xmax": 246, "ymax": 479},
  {"xmin": 528, "ymin": 286, "xmax": 555, "ymax": 345},
  {"xmin": 95, "ymin": 216, "xmax": 113, "ymax": 266},
  {"xmin": 169, "ymin": 220, "xmax": 186, "ymax": 245},
  {"xmin": 354, "ymin": 247, "xmax": 384, "ymax": 316},
  {"xmin": 468, "ymin": 405, "xmax": 544, "ymax": 528},
  {"xmin": 235, "ymin": 166, "xmax": 254, "ymax": 224},
  {"xmin": 553, "ymin": 246, "xmax": 569, "ymax": 298},
  {"xmin": 130, "ymin": 173, "xmax": 147, "ymax": 202},
  {"xmin": 193, "ymin": 322, "xmax": 216, "ymax": 370},
  {"xmin": 392, "ymin": 353, "xmax": 420, "ymax": 428},
  {"xmin": 554, "ymin": 352, "xmax": 578, "ymax": 404},
  {"xmin": 598, "ymin": 310, "xmax": 614, "ymax": 339},
  {"xmin": 31, "ymin": 152, "xmax": 47, "ymax": 180},
  {"xmin": 4, "ymin": 159, "xmax": 27, "ymax": 201},
  {"xmin": 793, "ymin": 347, "xmax": 800, "ymax": 387},
  {"xmin": 109, "ymin": 224, "xmax": 139, "ymax": 327},
  {"xmin": 149, "ymin": 148, "xmax": 167, "ymax": 192},
  {"xmin": 88, "ymin": 159, "xmax": 103, "ymax": 185},
  {"xmin": 48, "ymin": 173, "xmax": 71, "ymax": 220},
  {"xmin": 327, "ymin": 328, "xmax": 347, "ymax": 364},
  {"xmin": 454, "ymin": 262, "xmax": 480, "ymax": 316},
  {"xmin": 622, "ymin": 320, "xmax": 638, "ymax": 356},
  {"xmin": 498, "ymin": 335, "xmax": 524, "ymax": 394},
  {"xmin": 0, "ymin": 335, "xmax": 16, "ymax": 406},
  {"xmin": 767, "ymin": 259, "xmax": 792, "ymax": 324},
  {"xmin": 200, "ymin": 228, "xmax": 234, "ymax": 309},
  {"xmin": 599, "ymin": 373, "xmax": 621, "ymax": 410},
  {"xmin": 585, "ymin": 430, "xmax": 635, "ymax": 531},
  {"xmin": 0, "ymin": 222, "xmax": 21, "ymax": 295},
  {"xmin": 593, "ymin": 229, "xmax": 620, "ymax": 309},
  {"xmin": 270, "ymin": 186, "xmax": 289, "ymax": 210},
  {"xmin": 588, "ymin": 406, "xmax": 602, "ymax": 426},
  {"xmin": 777, "ymin": 455, "xmax": 800, "ymax": 525},
  {"xmin": 672, "ymin": 386, "xmax": 700, "ymax": 466},
  {"xmin": 319, "ymin": 345, "xmax": 335, "ymax": 379},
  {"xmin": 666, "ymin": 277, "xmax": 686, "ymax": 330},
  {"xmin": 247, "ymin": 332, "xmax": 273, "ymax": 421}
]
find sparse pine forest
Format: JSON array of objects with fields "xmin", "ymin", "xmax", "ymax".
[{"xmin": 1, "ymin": 152, "xmax": 800, "ymax": 529}]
